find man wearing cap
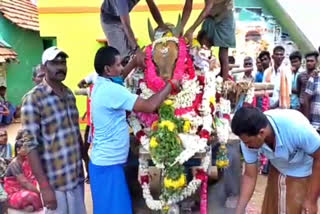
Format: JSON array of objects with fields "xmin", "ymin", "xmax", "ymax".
[{"xmin": 21, "ymin": 47, "xmax": 86, "ymax": 213}]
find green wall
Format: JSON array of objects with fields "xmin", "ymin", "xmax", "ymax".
[{"xmin": 0, "ymin": 14, "xmax": 43, "ymax": 105}]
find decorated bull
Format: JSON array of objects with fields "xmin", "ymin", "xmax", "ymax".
[{"xmin": 127, "ymin": 15, "xmax": 239, "ymax": 214}]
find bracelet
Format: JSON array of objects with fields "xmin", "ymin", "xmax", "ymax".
[
  {"xmin": 168, "ymin": 80, "xmax": 176, "ymax": 93},
  {"xmin": 39, "ymin": 181, "xmax": 50, "ymax": 189}
]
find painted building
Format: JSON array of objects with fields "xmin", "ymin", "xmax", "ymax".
[
  {"xmin": 38, "ymin": 0, "xmax": 312, "ymax": 116},
  {"xmin": 0, "ymin": 35, "xmax": 17, "ymax": 88},
  {"xmin": 0, "ymin": 0, "xmax": 43, "ymax": 105},
  {"xmin": 38, "ymin": 0, "xmax": 205, "ymax": 116}
]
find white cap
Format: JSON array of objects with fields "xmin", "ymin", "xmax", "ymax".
[{"xmin": 42, "ymin": 46, "xmax": 68, "ymax": 64}]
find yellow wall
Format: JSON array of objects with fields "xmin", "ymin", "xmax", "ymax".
[{"xmin": 38, "ymin": 0, "xmax": 203, "ymax": 118}]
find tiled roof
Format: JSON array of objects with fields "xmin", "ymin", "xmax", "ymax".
[
  {"xmin": 0, "ymin": 46, "xmax": 17, "ymax": 63},
  {"xmin": 0, "ymin": 0, "xmax": 39, "ymax": 31}
]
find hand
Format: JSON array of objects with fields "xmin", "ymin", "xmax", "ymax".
[
  {"xmin": 77, "ymin": 80, "xmax": 87, "ymax": 88},
  {"xmin": 135, "ymin": 49, "xmax": 146, "ymax": 69},
  {"xmin": 302, "ymin": 199, "xmax": 317, "ymax": 214},
  {"xmin": 184, "ymin": 29, "xmax": 194, "ymax": 45},
  {"xmin": 40, "ymin": 185, "xmax": 57, "ymax": 210}
]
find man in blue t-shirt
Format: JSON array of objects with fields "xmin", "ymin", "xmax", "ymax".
[
  {"xmin": 231, "ymin": 107, "xmax": 320, "ymax": 214},
  {"xmin": 89, "ymin": 46, "xmax": 181, "ymax": 214}
]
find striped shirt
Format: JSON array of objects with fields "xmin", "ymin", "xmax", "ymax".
[
  {"xmin": 21, "ymin": 81, "xmax": 84, "ymax": 191},
  {"xmin": 305, "ymin": 73, "xmax": 320, "ymax": 130}
]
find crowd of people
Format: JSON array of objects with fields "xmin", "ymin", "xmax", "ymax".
[{"xmin": 0, "ymin": 0, "xmax": 319, "ymax": 214}]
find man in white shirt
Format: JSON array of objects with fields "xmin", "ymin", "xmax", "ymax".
[{"xmin": 263, "ymin": 46, "xmax": 292, "ymax": 109}]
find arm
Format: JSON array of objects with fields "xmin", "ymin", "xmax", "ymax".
[
  {"xmin": 184, "ymin": 0, "xmax": 214, "ymax": 42},
  {"xmin": 121, "ymin": 51, "xmax": 145, "ymax": 79},
  {"xmin": 16, "ymin": 173, "xmax": 39, "ymax": 193},
  {"xmin": 292, "ymin": 73, "xmax": 299, "ymax": 94},
  {"xmin": 133, "ymin": 80, "xmax": 179, "ymax": 113},
  {"xmin": 296, "ymin": 74, "xmax": 302, "ymax": 96},
  {"xmin": 304, "ymin": 93, "xmax": 312, "ymax": 120},
  {"xmin": 302, "ymin": 148, "xmax": 320, "ymax": 214},
  {"xmin": 0, "ymin": 104, "xmax": 10, "ymax": 116},
  {"xmin": 120, "ymin": 15, "xmax": 138, "ymax": 49},
  {"xmin": 28, "ymin": 150, "xmax": 56, "ymax": 209},
  {"xmin": 145, "ymin": 0, "xmax": 165, "ymax": 28},
  {"xmin": 235, "ymin": 163, "xmax": 258, "ymax": 214},
  {"xmin": 181, "ymin": 0, "xmax": 193, "ymax": 33},
  {"xmin": 304, "ymin": 78, "xmax": 314, "ymax": 120}
]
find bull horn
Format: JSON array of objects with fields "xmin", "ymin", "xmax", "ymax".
[
  {"xmin": 172, "ymin": 14, "xmax": 182, "ymax": 37},
  {"xmin": 147, "ymin": 18, "xmax": 155, "ymax": 42}
]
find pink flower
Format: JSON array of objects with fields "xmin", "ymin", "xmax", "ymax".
[
  {"xmin": 136, "ymin": 112, "xmax": 159, "ymax": 128},
  {"xmin": 144, "ymin": 38, "xmax": 196, "ymax": 93}
]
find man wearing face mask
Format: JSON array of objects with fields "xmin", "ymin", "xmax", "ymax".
[
  {"xmin": 21, "ymin": 47, "xmax": 86, "ymax": 214},
  {"xmin": 232, "ymin": 107, "xmax": 320, "ymax": 214},
  {"xmin": 90, "ymin": 46, "xmax": 181, "ymax": 213}
]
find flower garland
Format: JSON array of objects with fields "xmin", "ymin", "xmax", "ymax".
[
  {"xmin": 144, "ymin": 38, "xmax": 195, "ymax": 93},
  {"xmin": 127, "ymin": 36, "xmax": 232, "ymax": 213},
  {"xmin": 138, "ymin": 145, "xmax": 211, "ymax": 211}
]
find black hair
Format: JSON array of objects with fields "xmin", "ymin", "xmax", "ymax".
[
  {"xmin": 258, "ymin": 51, "xmax": 271, "ymax": 60},
  {"xmin": 94, "ymin": 46, "xmax": 120, "ymax": 76},
  {"xmin": 231, "ymin": 107, "xmax": 268, "ymax": 136},
  {"xmin": 14, "ymin": 130, "xmax": 24, "ymax": 157},
  {"xmin": 0, "ymin": 86, "xmax": 6, "ymax": 91},
  {"xmin": 305, "ymin": 51, "xmax": 319, "ymax": 60},
  {"xmin": 228, "ymin": 56, "xmax": 236, "ymax": 64},
  {"xmin": 289, "ymin": 51, "xmax": 302, "ymax": 61},
  {"xmin": 243, "ymin": 56, "xmax": 253, "ymax": 62},
  {"xmin": 273, "ymin": 45, "xmax": 285, "ymax": 54},
  {"xmin": 32, "ymin": 64, "xmax": 42, "ymax": 78}
]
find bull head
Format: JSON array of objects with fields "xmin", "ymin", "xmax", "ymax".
[{"xmin": 147, "ymin": 15, "xmax": 182, "ymax": 81}]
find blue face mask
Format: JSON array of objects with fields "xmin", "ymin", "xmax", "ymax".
[{"xmin": 109, "ymin": 76, "xmax": 124, "ymax": 86}]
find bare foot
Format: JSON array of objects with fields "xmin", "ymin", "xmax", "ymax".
[{"xmin": 23, "ymin": 205, "xmax": 35, "ymax": 212}]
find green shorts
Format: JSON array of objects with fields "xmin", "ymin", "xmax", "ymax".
[{"xmin": 201, "ymin": 10, "xmax": 236, "ymax": 48}]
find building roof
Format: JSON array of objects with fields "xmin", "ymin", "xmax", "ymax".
[
  {"xmin": 0, "ymin": 35, "xmax": 17, "ymax": 63},
  {"xmin": 0, "ymin": 0, "xmax": 39, "ymax": 31},
  {"xmin": 0, "ymin": 46, "xmax": 17, "ymax": 63}
]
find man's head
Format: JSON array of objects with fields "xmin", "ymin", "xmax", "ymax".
[
  {"xmin": 231, "ymin": 107, "xmax": 269, "ymax": 149},
  {"xmin": 256, "ymin": 57, "xmax": 263, "ymax": 72},
  {"xmin": 32, "ymin": 64, "xmax": 45, "ymax": 85},
  {"xmin": 305, "ymin": 51, "xmax": 319, "ymax": 72},
  {"xmin": 289, "ymin": 51, "xmax": 302, "ymax": 72},
  {"xmin": 94, "ymin": 46, "xmax": 123, "ymax": 78},
  {"xmin": 243, "ymin": 56, "xmax": 253, "ymax": 76},
  {"xmin": 197, "ymin": 30, "xmax": 213, "ymax": 49},
  {"xmin": 0, "ymin": 129, "xmax": 8, "ymax": 145},
  {"xmin": 42, "ymin": 46, "xmax": 69, "ymax": 82},
  {"xmin": 15, "ymin": 130, "xmax": 26, "ymax": 157},
  {"xmin": 228, "ymin": 56, "xmax": 236, "ymax": 65},
  {"xmin": 258, "ymin": 51, "xmax": 271, "ymax": 70},
  {"xmin": 0, "ymin": 86, "xmax": 6, "ymax": 98},
  {"xmin": 272, "ymin": 46, "xmax": 285, "ymax": 67}
]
